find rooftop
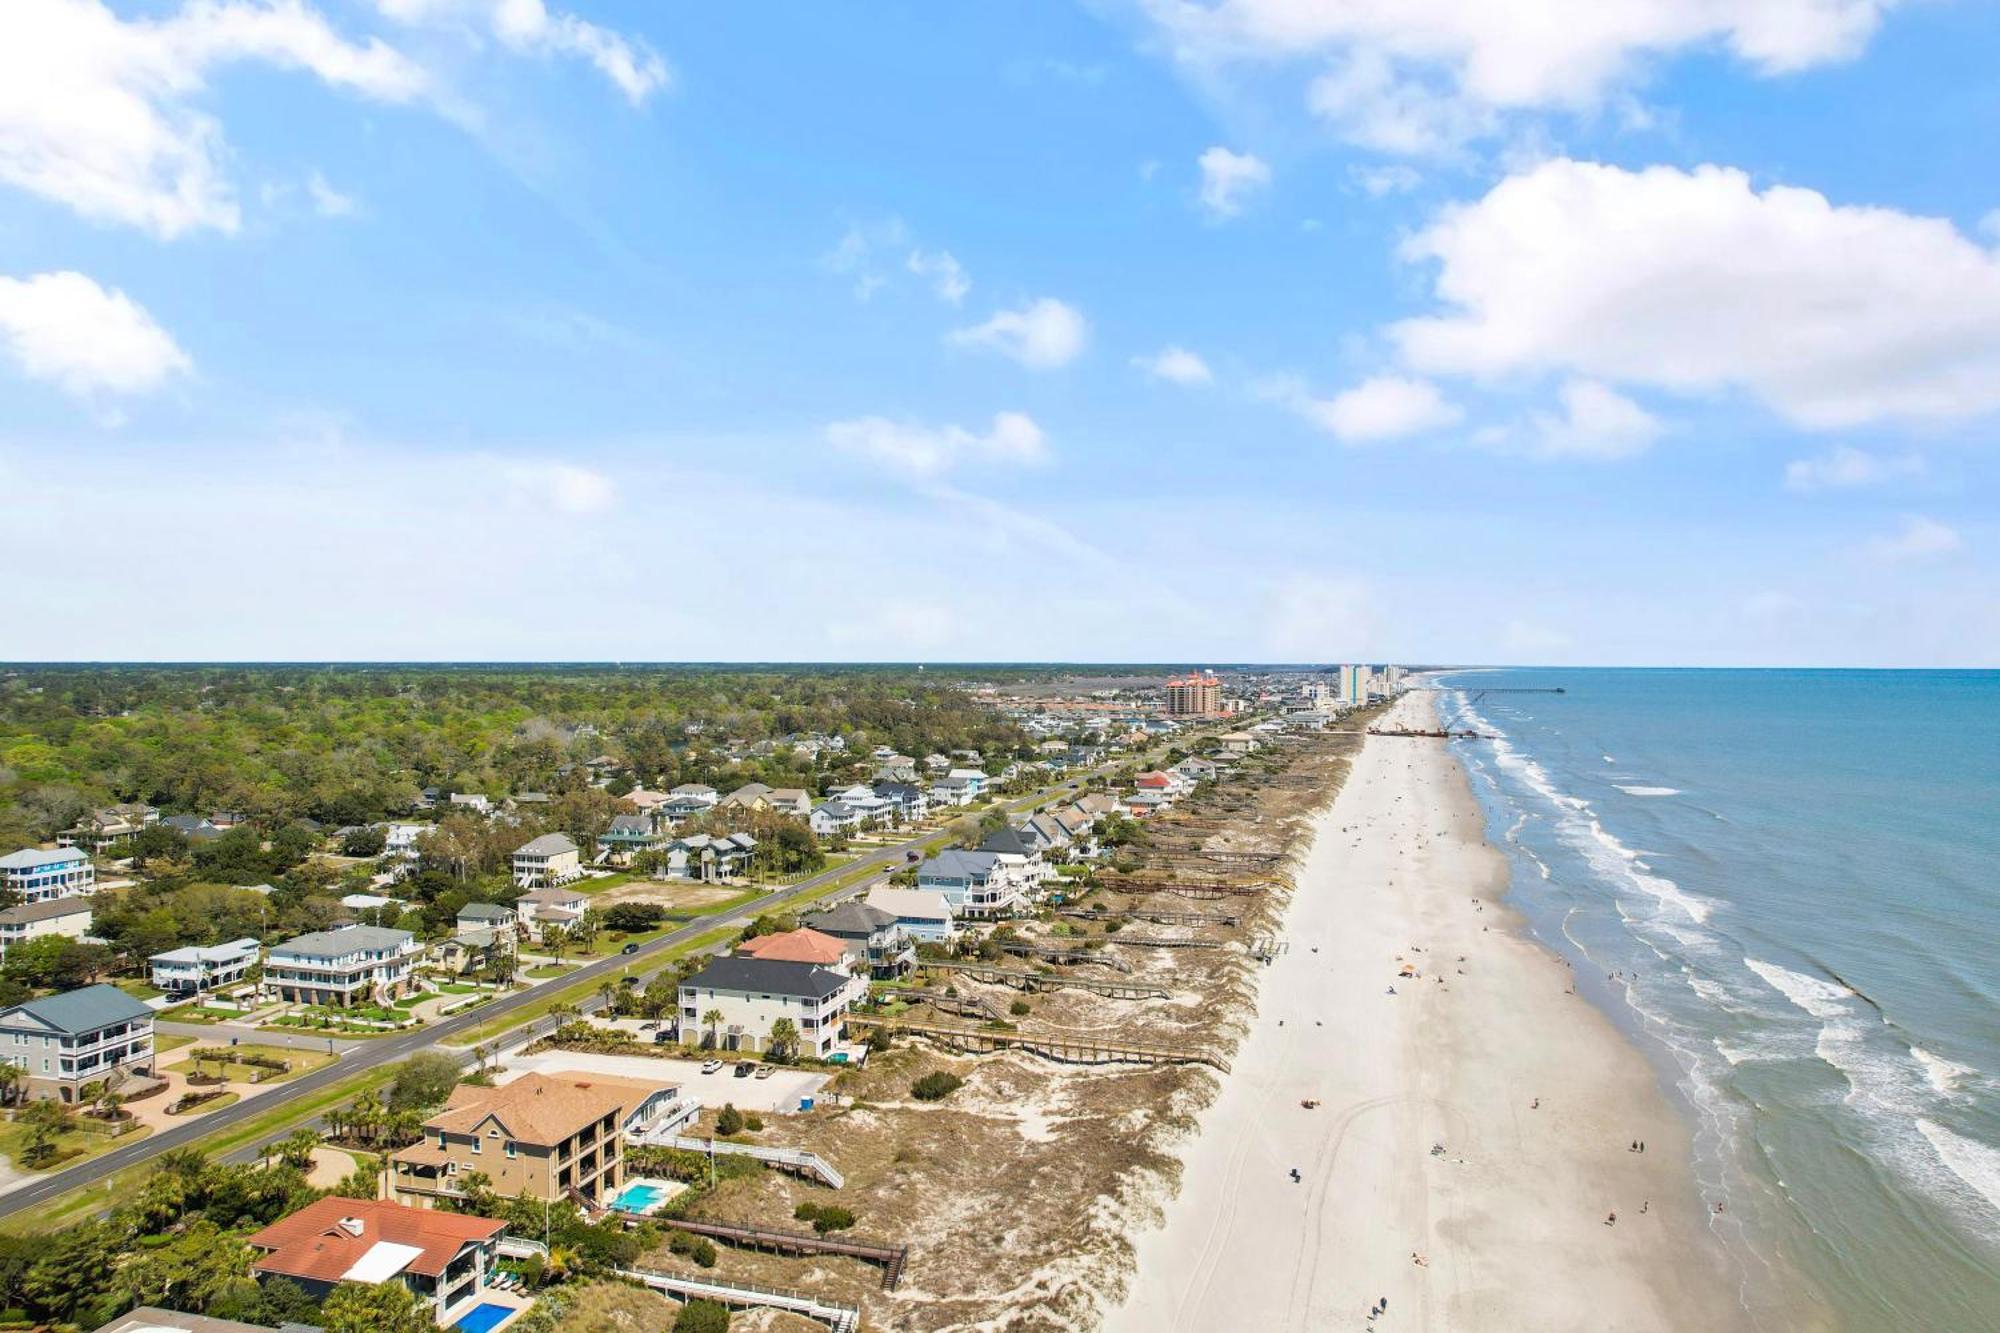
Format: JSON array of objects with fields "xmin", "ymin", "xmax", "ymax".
[
  {"xmin": 738, "ymin": 927, "xmax": 849, "ymax": 966},
  {"xmin": 0, "ymin": 983, "xmax": 153, "ymax": 1035},
  {"xmin": 245, "ymin": 1196, "xmax": 504, "ymax": 1284},
  {"xmin": 683, "ymin": 954, "xmax": 851, "ymax": 1001},
  {"xmin": 420, "ymin": 1071, "xmax": 659, "ymax": 1145},
  {"xmin": 0, "ymin": 897, "xmax": 95, "ymax": 926},
  {"xmin": 271, "ymin": 925, "xmax": 414, "ymax": 958}
]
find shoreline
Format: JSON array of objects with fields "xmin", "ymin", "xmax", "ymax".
[{"xmin": 1105, "ymin": 691, "xmax": 1756, "ymax": 1331}]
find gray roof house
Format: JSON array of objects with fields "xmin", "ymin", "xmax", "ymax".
[{"xmin": 0, "ymin": 983, "xmax": 156, "ymax": 1100}]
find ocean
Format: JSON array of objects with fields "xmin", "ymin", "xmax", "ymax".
[{"xmin": 1434, "ymin": 669, "xmax": 2000, "ymax": 1330}]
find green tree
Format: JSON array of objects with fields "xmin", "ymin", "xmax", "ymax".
[
  {"xmin": 387, "ymin": 1051, "xmax": 462, "ymax": 1112},
  {"xmin": 673, "ymin": 1297, "xmax": 732, "ymax": 1333},
  {"xmin": 767, "ymin": 1017, "xmax": 799, "ymax": 1062},
  {"xmin": 277, "ymin": 1127, "xmax": 322, "ymax": 1170},
  {"xmin": 18, "ymin": 1098, "xmax": 70, "ymax": 1166},
  {"xmin": 20, "ymin": 1220, "xmax": 120, "ymax": 1322},
  {"xmin": 714, "ymin": 1103, "xmax": 744, "ymax": 1136},
  {"xmin": 321, "ymin": 1278, "xmax": 434, "ymax": 1333},
  {"xmin": 703, "ymin": 1007, "xmax": 723, "ymax": 1049}
]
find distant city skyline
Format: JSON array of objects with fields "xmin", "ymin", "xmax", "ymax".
[{"xmin": 2, "ymin": 1, "xmax": 1996, "ymax": 665}]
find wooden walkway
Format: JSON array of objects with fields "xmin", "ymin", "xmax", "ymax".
[
  {"xmin": 665, "ymin": 1217, "xmax": 909, "ymax": 1290},
  {"xmin": 884, "ymin": 987, "xmax": 1004, "ymax": 1021},
  {"xmin": 847, "ymin": 1014, "xmax": 1229, "ymax": 1072},
  {"xmin": 620, "ymin": 1265, "xmax": 860, "ymax": 1333},
  {"xmin": 1056, "ymin": 906, "xmax": 1241, "ymax": 927},
  {"xmin": 1115, "ymin": 935, "xmax": 1223, "ymax": 950},
  {"xmin": 1099, "ymin": 875, "xmax": 1268, "ymax": 900},
  {"xmin": 920, "ymin": 961, "xmax": 1169, "ymax": 1000},
  {"xmin": 995, "ymin": 939, "xmax": 1133, "ymax": 972}
]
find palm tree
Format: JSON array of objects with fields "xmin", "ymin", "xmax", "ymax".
[
  {"xmin": 768, "ymin": 1017, "xmax": 798, "ymax": 1062},
  {"xmin": 703, "ymin": 1007, "xmax": 724, "ymax": 1050},
  {"xmin": 279, "ymin": 1127, "xmax": 321, "ymax": 1170},
  {"xmin": 0, "ymin": 1063, "xmax": 22, "ymax": 1108},
  {"xmin": 543, "ymin": 923, "xmax": 570, "ymax": 965}
]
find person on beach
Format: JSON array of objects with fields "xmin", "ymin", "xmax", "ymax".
[{"xmin": 1607, "ymin": 1212, "xmax": 1617, "ymax": 1226}]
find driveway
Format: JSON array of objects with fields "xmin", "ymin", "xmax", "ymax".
[{"xmin": 499, "ymin": 1048, "xmax": 829, "ymax": 1114}]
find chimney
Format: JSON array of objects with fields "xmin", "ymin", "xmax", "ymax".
[{"xmin": 338, "ymin": 1217, "xmax": 365, "ymax": 1237}]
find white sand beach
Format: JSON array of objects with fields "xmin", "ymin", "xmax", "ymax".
[{"xmin": 1108, "ymin": 692, "xmax": 1752, "ymax": 1332}]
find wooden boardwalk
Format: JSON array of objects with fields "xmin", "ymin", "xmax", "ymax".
[
  {"xmin": 847, "ymin": 1013, "xmax": 1229, "ymax": 1073},
  {"xmin": 1056, "ymin": 906, "xmax": 1241, "ymax": 927},
  {"xmin": 665, "ymin": 1217, "xmax": 909, "ymax": 1290},
  {"xmin": 995, "ymin": 939, "xmax": 1133, "ymax": 972},
  {"xmin": 920, "ymin": 961, "xmax": 1170, "ymax": 1000}
]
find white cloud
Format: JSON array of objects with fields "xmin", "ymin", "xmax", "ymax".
[
  {"xmin": 1133, "ymin": 345, "xmax": 1214, "ymax": 385},
  {"xmin": 1263, "ymin": 573, "xmax": 1381, "ymax": 660},
  {"xmin": 1394, "ymin": 159, "xmax": 2000, "ymax": 429},
  {"xmin": 0, "ymin": 270, "xmax": 191, "ymax": 398},
  {"xmin": 306, "ymin": 170, "xmax": 356, "ymax": 217},
  {"xmin": 1530, "ymin": 378, "xmax": 1663, "ymax": 460},
  {"xmin": 1865, "ymin": 515, "xmax": 1963, "ymax": 564},
  {"xmin": 1783, "ymin": 445, "xmax": 1925, "ymax": 491},
  {"xmin": 499, "ymin": 459, "xmax": 614, "ymax": 513},
  {"xmin": 0, "ymin": 0, "xmax": 428, "ymax": 238},
  {"xmin": 374, "ymin": 0, "xmax": 668, "ymax": 103},
  {"xmin": 1144, "ymin": 0, "xmax": 1895, "ymax": 153},
  {"xmin": 949, "ymin": 298, "xmax": 1088, "ymax": 370},
  {"xmin": 1351, "ymin": 162, "xmax": 1422, "ymax": 196},
  {"xmin": 1197, "ymin": 146, "xmax": 1271, "ymax": 218},
  {"xmin": 826, "ymin": 412, "xmax": 1050, "ymax": 479},
  {"xmin": 906, "ymin": 248, "xmax": 971, "ymax": 305},
  {"xmin": 1275, "ymin": 373, "xmax": 1461, "ymax": 443}
]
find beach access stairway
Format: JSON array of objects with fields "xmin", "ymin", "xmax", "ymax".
[
  {"xmin": 847, "ymin": 1013, "xmax": 1228, "ymax": 1073},
  {"xmin": 663, "ymin": 1216, "xmax": 909, "ymax": 1290},
  {"xmin": 657, "ymin": 1134, "xmax": 845, "ymax": 1188},
  {"xmin": 619, "ymin": 1265, "xmax": 861, "ymax": 1333},
  {"xmin": 885, "ymin": 987, "xmax": 1005, "ymax": 1021},
  {"xmin": 920, "ymin": 960, "xmax": 1169, "ymax": 1000},
  {"xmin": 1098, "ymin": 874, "xmax": 1270, "ymax": 900}
]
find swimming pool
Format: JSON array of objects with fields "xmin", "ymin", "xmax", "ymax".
[
  {"xmin": 452, "ymin": 1302, "xmax": 514, "ymax": 1333},
  {"xmin": 609, "ymin": 1180, "xmax": 667, "ymax": 1213}
]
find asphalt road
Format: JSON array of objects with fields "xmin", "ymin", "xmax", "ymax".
[{"xmin": 0, "ymin": 773, "xmax": 1099, "ymax": 1221}]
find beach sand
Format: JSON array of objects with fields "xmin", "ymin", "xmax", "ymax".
[{"xmin": 1107, "ymin": 691, "xmax": 1750, "ymax": 1332}]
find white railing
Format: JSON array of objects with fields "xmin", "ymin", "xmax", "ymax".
[
  {"xmin": 618, "ymin": 1266, "xmax": 859, "ymax": 1333},
  {"xmin": 653, "ymin": 1135, "xmax": 843, "ymax": 1189}
]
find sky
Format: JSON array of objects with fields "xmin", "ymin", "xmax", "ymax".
[{"xmin": 3, "ymin": 0, "xmax": 1999, "ymax": 666}]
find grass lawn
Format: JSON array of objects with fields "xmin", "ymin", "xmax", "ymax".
[
  {"xmin": 434, "ymin": 982, "xmax": 481, "ymax": 995},
  {"xmin": 166, "ymin": 1090, "xmax": 240, "ymax": 1116},
  {"xmin": 154, "ymin": 1032, "xmax": 197, "ymax": 1055},
  {"xmin": 449, "ymin": 923, "xmax": 739, "ymax": 1048},
  {"xmin": 158, "ymin": 1003, "xmax": 245, "ymax": 1024},
  {"xmin": 524, "ymin": 964, "xmax": 573, "ymax": 980},
  {"xmin": 113, "ymin": 979, "xmax": 167, "ymax": 1001},
  {"xmin": 169, "ymin": 1044, "xmax": 338, "ymax": 1085},
  {"xmin": 0, "ymin": 1114, "xmax": 152, "ymax": 1175}
]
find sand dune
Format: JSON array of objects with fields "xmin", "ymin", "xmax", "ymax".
[{"xmin": 1108, "ymin": 692, "xmax": 1750, "ymax": 1331}]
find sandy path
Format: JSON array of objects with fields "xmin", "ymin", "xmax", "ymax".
[{"xmin": 1109, "ymin": 692, "xmax": 1748, "ymax": 1332}]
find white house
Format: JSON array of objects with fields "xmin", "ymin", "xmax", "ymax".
[
  {"xmin": 916, "ymin": 849, "xmax": 1026, "ymax": 917},
  {"xmin": 978, "ymin": 826, "xmax": 1050, "ymax": 890},
  {"xmin": 512, "ymin": 833, "xmax": 582, "ymax": 890},
  {"xmin": 677, "ymin": 955, "xmax": 859, "ymax": 1058},
  {"xmin": 265, "ymin": 925, "xmax": 421, "ymax": 1007},
  {"xmin": 946, "ymin": 767, "xmax": 989, "ymax": 798},
  {"xmin": 808, "ymin": 801, "xmax": 861, "ymax": 838},
  {"xmin": 515, "ymin": 885, "xmax": 588, "ymax": 939},
  {"xmin": 0, "ymin": 898, "xmax": 94, "ymax": 960},
  {"xmin": 0, "ymin": 847, "xmax": 96, "ymax": 903},
  {"xmin": 150, "ymin": 937, "xmax": 261, "ymax": 996},
  {"xmin": 863, "ymin": 886, "xmax": 957, "ymax": 943}
]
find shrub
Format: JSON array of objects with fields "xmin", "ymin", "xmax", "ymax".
[
  {"xmin": 743, "ymin": 1114, "xmax": 764, "ymax": 1132},
  {"xmin": 865, "ymin": 1027, "xmax": 894, "ymax": 1053},
  {"xmin": 689, "ymin": 1238, "xmax": 717, "ymax": 1268},
  {"xmin": 793, "ymin": 1201, "xmax": 857, "ymax": 1234},
  {"xmin": 1009, "ymin": 1000, "xmax": 1031, "ymax": 1016},
  {"xmin": 673, "ymin": 1297, "xmax": 731, "ymax": 1332},
  {"xmin": 910, "ymin": 1072, "xmax": 963, "ymax": 1102},
  {"xmin": 714, "ymin": 1103, "xmax": 744, "ymax": 1136}
]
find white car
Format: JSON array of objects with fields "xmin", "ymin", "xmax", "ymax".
[{"xmin": 700, "ymin": 1058, "xmax": 724, "ymax": 1074}]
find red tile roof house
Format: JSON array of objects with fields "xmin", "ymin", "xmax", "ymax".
[{"xmin": 245, "ymin": 1196, "xmax": 506, "ymax": 1325}]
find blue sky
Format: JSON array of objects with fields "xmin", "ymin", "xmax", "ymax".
[{"xmin": 3, "ymin": 0, "xmax": 1998, "ymax": 664}]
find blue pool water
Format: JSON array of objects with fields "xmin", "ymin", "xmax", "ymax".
[
  {"xmin": 609, "ymin": 1180, "xmax": 666, "ymax": 1212},
  {"xmin": 1435, "ymin": 668, "xmax": 2000, "ymax": 1329},
  {"xmin": 452, "ymin": 1301, "xmax": 513, "ymax": 1333}
]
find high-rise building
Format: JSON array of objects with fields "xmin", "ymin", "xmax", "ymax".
[
  {"xmin": 1164, "ymin": 671, "xmax": 1222, "ymax": 717},
  {"xmin": 1336, "ymin": 664, "xmax": 1370, "ymax": 706}
]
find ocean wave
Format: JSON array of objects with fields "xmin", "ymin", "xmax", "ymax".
[
  {"xmin": 1745, "ymin": 957, "xmax": 1853, "ymax": 1020},
  {"xmin": 1615, "ymin": 785, "xmax": 1683, "ymax": 797},
  {"xmin": 1914, "ymin": 1047, "xmax": 1978, "ymax": 1098},
  {"xmin": 1917, "ymin": 1120, "xmax": 2000, "ymax": 1229}
]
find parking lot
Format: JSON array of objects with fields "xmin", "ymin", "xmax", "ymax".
[{"xmin": 499, "ymin": 1047, "xmax": 831, "ymax": 1114}]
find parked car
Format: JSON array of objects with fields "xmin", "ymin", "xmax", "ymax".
[
  {"xmin": 733, "ymin": 1061, "xmax": 754, "ymax": 1078},
  {"xmin": 654, "ymin": 1030, "xmax": 672, "ymax": 1044},
  {"xmin": 754, "ymin": 1065, "xmax": 775, "ymax": 1080},
  {"xmin": 700, "ymin": 1058, "xmax": 723, "ymax": 1074}
]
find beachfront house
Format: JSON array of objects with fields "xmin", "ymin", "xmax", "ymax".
[
  {"xmin": 391, "ymin": 1072, "xmax": 669, "ymax": 1209},
  {"xmin": 863, "ymin": 886, "xmax": 958, "ymax": 944},
  {"xmin": 678, "ymin": 954, "xmax": 858, "ymax": 1058},
  {"xmin": 978, "ymin": 825, "xmax": 1050, "ymax": 890},
  {"xmin": 0, "ymin": 847, "xmax": 96, "ymax": 903},
  {"xmin": 245, "ymin": 1196, "xmax": 506, "ymax": 1326},
  {"xmin": 0, "ymin": 983, "xmax": 155, "ymax": 1103},
  {"xmin": 511, "ymin": 833, "xmax": 582, "ymax": 890},
  {"xmin": 916, "ymin": 849, "xmax": 1027, "ymax": 917},
  {"xmin": 265, "ymin": 925, "xmax": 420, "ymax": 1007},
  {"xmin": 802, "ymin": 901, "xmax": 916, "ymax": 977},
  {"xmin": 149, "ymin": 937, "xmax": 261, "ymax": 995},
  {"xmin": 0, "ymin": 898, "xmax": 94, "ymax": 960},
  {"xmin": 808, "ymin": 800, "xmax": 861, "ymax": 838}
]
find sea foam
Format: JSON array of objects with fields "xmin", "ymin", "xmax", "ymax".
[
  {"xmin": 1615, "ymin": 785, "xmax": 1683, "ymax": 797},
  {"xmin": 1914, "ymin": 1047, "xmax": 1977, "ymax": 1098},
  {"xmin": 1745, "ymin": 957, "xmax": 1852, "ymax": 1021},
  {"xmin": 1918, "ymin": 1119, "xmax": 2000, "ymax": 1227}
]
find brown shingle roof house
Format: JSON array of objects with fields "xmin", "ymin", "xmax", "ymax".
[{"xmin": 245, "ymin": 1196, "xmax": 504, "ymax": 1320}]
